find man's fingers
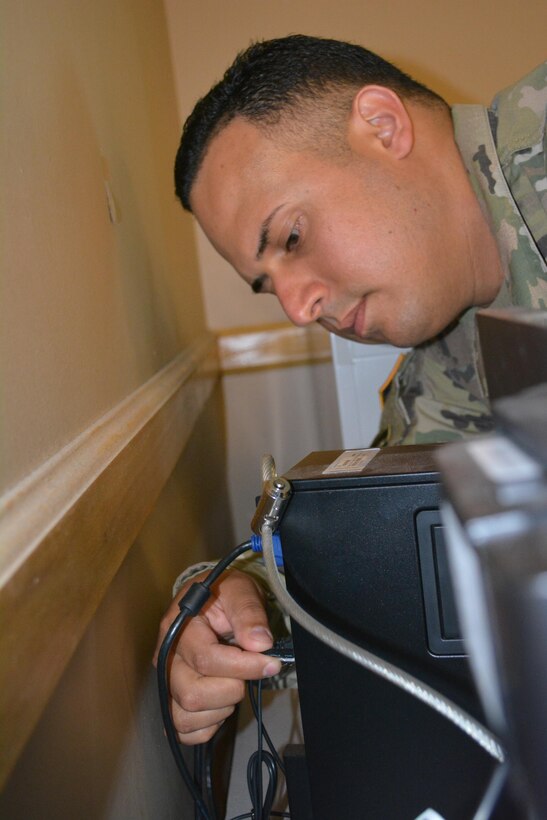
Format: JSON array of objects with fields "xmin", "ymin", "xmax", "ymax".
[
  {"xmin": 171, "ymin": 697, "xmax": 236, "ymax": 739},
  {"xmin": 215, "ymin": 571, "xmax": 275, "ymax": 652},
  {"xmin": 175, "ymin": 617, "xmax": 281, "ymax": 682},
  {"xmin": 152, "ymin": 567, "xmax": 283, "ymax": 747},
  {"xmin": 174, "ymin": 720, "xmax": 230, "ymax": 746}
]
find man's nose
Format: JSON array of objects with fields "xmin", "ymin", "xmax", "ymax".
[{"xmin": 275, "ymin": 274, "xmax": 327, "ymax": 327}]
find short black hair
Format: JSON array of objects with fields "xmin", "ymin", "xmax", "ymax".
[{"xmin": 175, "ymin": 34, "xmax": 447, "ymax": 211}]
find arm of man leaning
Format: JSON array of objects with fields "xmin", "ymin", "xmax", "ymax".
[{"xmin": 153, "ymin": 552, "xmax": 289, "ymax": 745}]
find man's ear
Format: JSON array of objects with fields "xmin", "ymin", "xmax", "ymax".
[{"xmin": 347, "ymin": 85, "xmax": 414, "ymax": 160}]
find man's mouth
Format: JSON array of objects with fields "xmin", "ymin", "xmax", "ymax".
[
  {"xmin": 351, "ymin": 300, "xmax": 367, "ymax": 338},
  {"xmin": 320, "ymin": 300, "xmax": 367, "ymax": 341}
]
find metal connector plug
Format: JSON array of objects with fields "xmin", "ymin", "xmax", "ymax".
[{"xmin": 251, "ymin": 476, "xmax": 292, "ymax": 535}]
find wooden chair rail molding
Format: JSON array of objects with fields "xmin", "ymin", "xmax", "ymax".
[
  {"xmin": 216, "ymin": 322, "xmax": 332, "ymax": 373},
  {"xmin": 0, "ymin": 332, "xmax": 218, "ymax": 788},
  {"xmin": 0, "ymin": 321, "xmax": 330, "ymax": 785}
]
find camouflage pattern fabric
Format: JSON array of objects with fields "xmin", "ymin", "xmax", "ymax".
[{"xmin": 377, "ymin": 62, "xmax": 547, "ymax": 446}]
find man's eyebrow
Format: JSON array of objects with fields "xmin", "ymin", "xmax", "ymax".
[{"xmin": 256, "ymin": 204, "xmax": 285, "ymax": 260}]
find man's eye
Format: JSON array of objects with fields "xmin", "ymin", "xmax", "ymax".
[{"xmin": 285, "ymin": 228, "xmax": 300, "ymax": 252}]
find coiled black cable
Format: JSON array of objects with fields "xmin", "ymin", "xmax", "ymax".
[{"xmin": 247, "ymin": 681, "xmax": 285, "ymax": 775}]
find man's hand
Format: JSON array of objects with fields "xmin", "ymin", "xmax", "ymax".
[{"xmin": 154, "ymin": 569, "xmax": 282, "ymax": 745}]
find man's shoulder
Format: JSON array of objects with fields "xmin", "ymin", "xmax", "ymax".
[
  {"xmin": 491, "ymin": 62, "xmax": 547, "ymax": 161},
  {"xmin": 492, "ymin": 62, "xmax": 547, "ymax": 112}
]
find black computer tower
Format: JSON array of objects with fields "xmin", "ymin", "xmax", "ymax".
[{"xmin": 278, "ymin": 444, "xmax": 506, "ymax": 820}]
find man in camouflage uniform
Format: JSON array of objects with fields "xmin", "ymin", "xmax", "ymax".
[{"xmin": 156, "ymin": 37, "xmax": 547, "ymax": 746}]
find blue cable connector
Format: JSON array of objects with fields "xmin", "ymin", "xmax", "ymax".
[{"xmin": 250, "ymin": 532, "xmax": 284, "ymax": 567}]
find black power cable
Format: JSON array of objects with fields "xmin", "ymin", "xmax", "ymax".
[
  {"xmin": 194, "ymin": 745, "xmax": 204, "ymax": 820},
  {"xmin": 157, "ymin": 540, "xmax": 253, "ymax": 820},
  {"xmin": 158, "ymin": 606, "xmax": 208, "ymax": 816}
]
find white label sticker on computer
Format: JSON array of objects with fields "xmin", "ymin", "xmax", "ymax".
[
  {"xmin": 466, "ymin": 436, "xmax": 542, "ymax": 484},
  {"xmin": 322, "ymin": 448, "xmax": 380, "ymax": 474}
]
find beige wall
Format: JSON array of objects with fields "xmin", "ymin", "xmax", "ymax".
[
  {"xmin": 2, "ymin": 0, "xmax": 206, "ymax": 494},
  {"xmin": 1, "ymin": 0, "xmax": 233, "ymax": 815},
  {"xmin": 165, "ymin": 0, "xmax": 547, "ymax": 331}
]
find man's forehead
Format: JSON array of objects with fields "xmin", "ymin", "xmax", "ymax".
[
  {"xmin": 190, "ymin": 114, "xmax": 357, "ymax": 265},
  {"xmin": 190, "ymin": 119, "xmax": 289, "ymax": 257},
  {"xmin": 195, "ymin": 118, "xmax": 279, "ymax": 193}
]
